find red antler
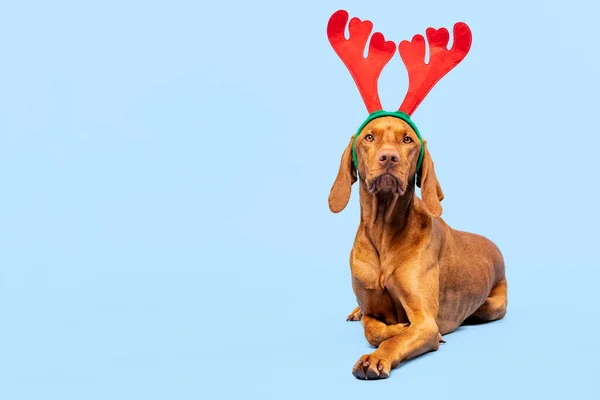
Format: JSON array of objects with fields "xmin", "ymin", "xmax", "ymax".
[
  {"xmin": 398, "ymin": 22, "xmax": 472, "ymax": 115},
  {"xmin": 327, "ymin": 10, "xmax": 396, "ymax": 113}
]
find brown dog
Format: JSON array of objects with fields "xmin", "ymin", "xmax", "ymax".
[{"xmin": 329, "ymin": 116, "xmax": 507, "ymax": 380}]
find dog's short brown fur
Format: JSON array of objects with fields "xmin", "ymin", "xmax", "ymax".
[{"xmin": 329, "ymin": 116, "xmax": 507, "ymax": 379}]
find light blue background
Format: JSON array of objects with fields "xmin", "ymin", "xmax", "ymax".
[{"xmin": 1, "ymin": 0, "xmax": 598, "ymax": 398}]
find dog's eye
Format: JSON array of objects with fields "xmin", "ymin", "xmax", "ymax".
[
  {"xmin": 365, "ymin": 134, "xmax": 374, "ymax": 142},
  {"xmin": 403, "ymin": 136, "xmax": 413, "ymax": 144}
]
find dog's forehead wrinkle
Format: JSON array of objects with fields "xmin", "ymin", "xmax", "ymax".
[
  {"xmin": 396, "ymin": 125, "xmax": 408, "ymax": 136},
  {"xmin": 368, "ymin": 118, "xmax": 410, "ymax": 137}
]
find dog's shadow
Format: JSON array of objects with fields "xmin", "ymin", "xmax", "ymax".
[{"xmin": 460, "ymin": 315, "xmax": 493, "ymax": 326}]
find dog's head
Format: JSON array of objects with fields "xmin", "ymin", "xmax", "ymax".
[{"xmin": 328, "ymin": 116, "xmax": 444, "ymax": 217}]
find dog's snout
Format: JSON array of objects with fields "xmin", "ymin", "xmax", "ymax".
[{"xmin": 378, "ymin": 149, "xmax": 400, "ymax": 167}]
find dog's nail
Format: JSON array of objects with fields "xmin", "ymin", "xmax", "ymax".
[
  {"xmin": 363, "ymin": 361, "xmax": 370, "ymax": 367},
  {"xmin": 378, "ymin": 364, "xmax": 383, "ymax": 371}
]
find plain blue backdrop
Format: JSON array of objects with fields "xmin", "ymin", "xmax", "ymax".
[{"xmin": 1, "ymin": 0, "xmax": 599, "ymax": 398}]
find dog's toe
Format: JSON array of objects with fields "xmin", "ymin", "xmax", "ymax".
[
  {"xmin": 352, "ymin": 357, "xmax": 368, "ymax": 379},
  {"xmin": 365, "ymin": 362, "xmax": 380, "ymax": 379},
  {"xmin": 376, "ymin": 359, "xmax": 391, "ymax": 379},
  {"xmin": 346, "ymin": 307, "xmax": 363, "ymax": 321}
]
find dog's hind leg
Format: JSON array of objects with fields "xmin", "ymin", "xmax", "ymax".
[
  {"xmin": 471, "ymin": 280, "xmax": 508, "ymax": 321},
  {"xmin": 347, "ymin": 306, "xmax": 363, "ymax": 321}
]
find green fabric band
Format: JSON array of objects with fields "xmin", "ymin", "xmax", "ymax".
[{"xmin": 351, "ymin": 110, "xmax": 425, "ymax": 178}]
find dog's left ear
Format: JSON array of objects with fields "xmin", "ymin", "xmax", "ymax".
[
  {"xmin": 328, "ymin": 136, "xmax": 358, "ymax": 213},
  {"xmin": 416, "ymin": 140, "xmax": 444, "ymax": 217}
]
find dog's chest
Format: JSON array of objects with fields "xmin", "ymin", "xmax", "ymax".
[
  {"xmin": 352, "ymin": 271, "xmax": 408, "ymax": 325},
  {"xmin": 350, "ymin": 238, "xmax": 410, "ymax": 324}
]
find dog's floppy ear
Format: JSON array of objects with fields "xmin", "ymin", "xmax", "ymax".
[
  {"xmin": 416, "ymin": 140, "xmax": 444, "ymax": 218},
  {"xmin": 328, "ymin": 136, "xmax": 357, "ymax": 213}
]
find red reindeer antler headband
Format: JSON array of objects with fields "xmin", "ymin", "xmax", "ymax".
[{"xmin": 327, "ymin": 9, "xmax": 472, "ymax": 174}]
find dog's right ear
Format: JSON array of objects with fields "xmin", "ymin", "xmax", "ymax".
[{"xmin": 328, "ymin": 136, "xmax": 357, "ymax": 213}]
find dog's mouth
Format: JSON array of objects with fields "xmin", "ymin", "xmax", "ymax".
[{"xmin": 368, "ymin": 173, "xmax": 405, "ymax": 195}]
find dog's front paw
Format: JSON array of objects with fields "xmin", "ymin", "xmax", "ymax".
[
  {"xmin": 352, "ymin": 353, "xmax": 391, "ymax": 380},
  {"xmin": 346, "ymin": 307, "xmax": 363, "ymax": 321}
]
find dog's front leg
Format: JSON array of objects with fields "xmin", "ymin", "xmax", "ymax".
[
  {"xmin": 362, "ymin": 315, "xmax": 409, "ymax": 347},
  {"xmin": 352, "ymin": 265, "xmax": 442, "ymax": 379},
  {"xmin": 353, "ymin": 316, "xmax": 441, "ymax": 379}
]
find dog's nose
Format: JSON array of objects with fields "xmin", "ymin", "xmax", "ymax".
[{"xmin": 378, "ymin": 150, "xmax": 400, "ymax": 167}]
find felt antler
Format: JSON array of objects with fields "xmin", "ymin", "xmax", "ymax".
[
  {"xmin": 327, "ymin": 10, "xmax": 396, "ymax": 113},
  {"xmin": 398, "ymin": 22, "xmax": 472, "ymax": 115}
]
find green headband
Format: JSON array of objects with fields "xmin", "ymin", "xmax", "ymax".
[{"xmin": 352, "ymin": 110, "xmax": 425, "ymax": 178}]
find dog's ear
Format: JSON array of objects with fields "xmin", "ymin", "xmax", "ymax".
[
  {"xmin": 416, "ymin": 140, "xmax": 444, "ymax": 218},
  {"xmin": 328, "ymin": 136, "xmax": 357, "ymax": 213}
]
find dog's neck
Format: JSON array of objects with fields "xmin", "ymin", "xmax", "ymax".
[{"xmin": 358, "ymin": 178, "xmax": 416, "ymax": 246}]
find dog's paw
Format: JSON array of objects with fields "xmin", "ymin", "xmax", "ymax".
[
  {"xmin": 346, "ymin": 307, "xmax": 363, "ymax": 321},
  {"xmin": 352, "ymin": 353, "xmax": 391, "ymax": 380}
]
